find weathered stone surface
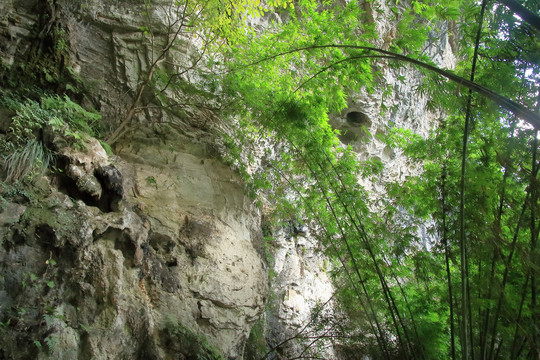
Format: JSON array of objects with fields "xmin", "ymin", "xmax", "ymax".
[
  {"xmin": 261, "ymin": 222, "xmax": 337, "ymax": 359},
  {"xmin": 0, "ymin": 0, "xmax": 302, "ymax": 357},
  {"xmin": 4, "ymin": 0, "xmax": 271, "ymax": 354},
  {"xmin": 114, "ymin": 125, "xmax": 269, "ymax": 358},
  {"xmin": 0, "ymin": 123, "xmax": 267, "ymax": 360},
  {"xmin": 0, "ymin": 131, "xmax": 268, "ymax": 359}
]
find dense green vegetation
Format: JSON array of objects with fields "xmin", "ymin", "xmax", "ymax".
[
  {"xmin": 216, "ymin": 0, "xmax": 540, "ymax": 358},
  {"xmin": 0, "ymin": 91, "xmax": 102, "ymax": 184},
  {"xmin": 1, "ymin": 0, "xmax": 538, "ymax": 358}
]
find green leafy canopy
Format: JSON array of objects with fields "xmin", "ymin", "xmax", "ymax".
[{"xmin": 216, "ymin": 0, "xmax": 540, "ymax": 358}]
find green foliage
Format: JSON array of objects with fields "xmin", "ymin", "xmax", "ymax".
[
  {"xmin": 39, "ymin": 95, "xmax": 102, "ymax": 137},
  {"xmin": 2, "ymin": 254, "xmax": 61, "ymax": 357},
  {"xmin": 198, "ymin": 0, "xmax": 294, "ymax": 44},
  {"xmin": 145, "ymin": 176, "xmax": 158, "ymax": 189},
  {"xmin": 217, "ymin": 0, "xmax": 540, "ymax": 358},
  {"xmin": 99, "ymin": 140, "xmax": 114, "ymax": 156},
  {"xmin": 0, "ymin": 90, "xmax": 102, "ymax": 183},
  {"xmin": 3, "ymin": 138, "xmax": 52, "ymax": 184},
  {"xmin": 1, "ymin": 91, "xmax": 102, "ymax": 144}
]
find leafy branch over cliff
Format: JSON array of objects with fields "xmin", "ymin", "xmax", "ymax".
[
  {"xmin": 220, "ymin": 0, "xmax": 540, "ymax": 358},
  {"xmin": 105, "ymin": 0, "xmax": 295, "ymax": 145}
]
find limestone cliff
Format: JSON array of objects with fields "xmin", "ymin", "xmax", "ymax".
[
  {"xmin": 1, "ymin": 0, "xmax": 268, "ymax": 358},
  {"xmin": 0, "ymin": 111, "xmax": 269, "ymax": 359},
  {"xmin": 0, "ymin": 0, "xmax": 454, "ymax": 358}
]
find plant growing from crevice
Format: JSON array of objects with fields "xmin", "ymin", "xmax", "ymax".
[
  {"xmin": 3, "ymin": 138, "xmax": 52, "ymax": 184},
  {"xmin": 1, "ymin": 254, "xmax": 61, "ymax": 357},
  {"xmin": 244, "ymin": 318, "xmax": 268, "ymax": 360},
  {"xmin": 0, "ymin": 91, "xmax": 102, "ymax": 183},
  {"xmin": 145, "ymin": 176, "xmax": 158, "ymax": 189}
]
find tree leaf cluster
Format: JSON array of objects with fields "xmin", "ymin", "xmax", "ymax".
[{"xmin": 217, "ymin": 0, "xmax": 540, "ymax": 358}]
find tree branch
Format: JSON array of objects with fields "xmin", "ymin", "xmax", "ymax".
[
  {"xmin": 238, "ymin": 44, "xmax": 540, "ymax": 130},
  {"xmin": 498, "ymin": 0, "xmax": 540, "ymax": 33}
]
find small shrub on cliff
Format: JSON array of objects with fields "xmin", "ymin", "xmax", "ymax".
[
  {"xmin": 1, "ymin": 91, "xmax": 102, "ymax": 147},
  {"xmin": 0, "ymin": 91, "xmax": 102, "ymax": 183},
  {"xmin": 3, "ymin": 138, "xmax": 52, "ymax": 183}
]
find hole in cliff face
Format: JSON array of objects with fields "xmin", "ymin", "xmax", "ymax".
[
  {"xmin": 149, "ymin": 233, "xmax": 176, "ymax": 253},
  {"xmin": 336, "ymin": 111, "xmax": 373, "ymax": 145},
  {"xmin": 346, "ymin": 111, "xmax": 371, "ymax": 127},
  {"xmin": 94, "ymin": 165, "xmax": 124, "ymax": 212},
  {"xmin": 54, "ymin": 158, "xmax": 123, "ymax": 213},
  {"xmin": 166, "ymin": 259, "xmax": 178, "ymax": 267},
  {"xmin": 55, "ymin": 165, "xmax": 99, "ymax": 209},
  {"xmin": 35, "ymin": 224, "xmax": 57, "ymax": 247}
]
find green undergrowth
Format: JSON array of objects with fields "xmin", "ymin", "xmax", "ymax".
[
  {"xmin": 245, "ymin": 317, "xmax": 268, "ymax": 360},
  {"xmin": 0, "ymin": 89, "xmax": 104, "ymax": 183}
]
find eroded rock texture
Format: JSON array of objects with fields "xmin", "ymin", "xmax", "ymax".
[
  {"xmin": 0, "ymin": 127, "xmax": 268, "ymax": 359},
  {"xmin": 1, "ymin": 0, "xmax": 271, "ymax": 357}
]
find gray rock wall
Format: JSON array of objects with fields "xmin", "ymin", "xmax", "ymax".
[
  {"xmin": 0, "ymin": 125, "xmax": 268, "ymax": 359},
  {"xmin": 0, "ymin": 0, "xmax": 268, "ymax": 358}
]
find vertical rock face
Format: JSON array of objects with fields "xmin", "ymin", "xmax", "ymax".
[
  {"xmin": 264, "ymin": 224, "xmax": 337, "ymax": 359},
  {"xmin": 114, "ymin": 126, "xmax": 269, "ymax": 358},
  {"xmin": 0, "ymin": 125, "xmax": 268, "ymax": 359},
  {"xmin": 0, "ymin": 0, "xmax": 268, "ymax": 359}
]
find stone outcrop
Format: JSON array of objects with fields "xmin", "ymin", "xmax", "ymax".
[
  {"xmin": 1, "ymin": 0, "xmax": 270, "ymax": 357},
  {"xmin": 0, "ymin": 124, "xmax": 268, "ymax": 359},
  {"xmin": 263, "ymin": 223, "xmax": 336, "ymax": 359}
]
